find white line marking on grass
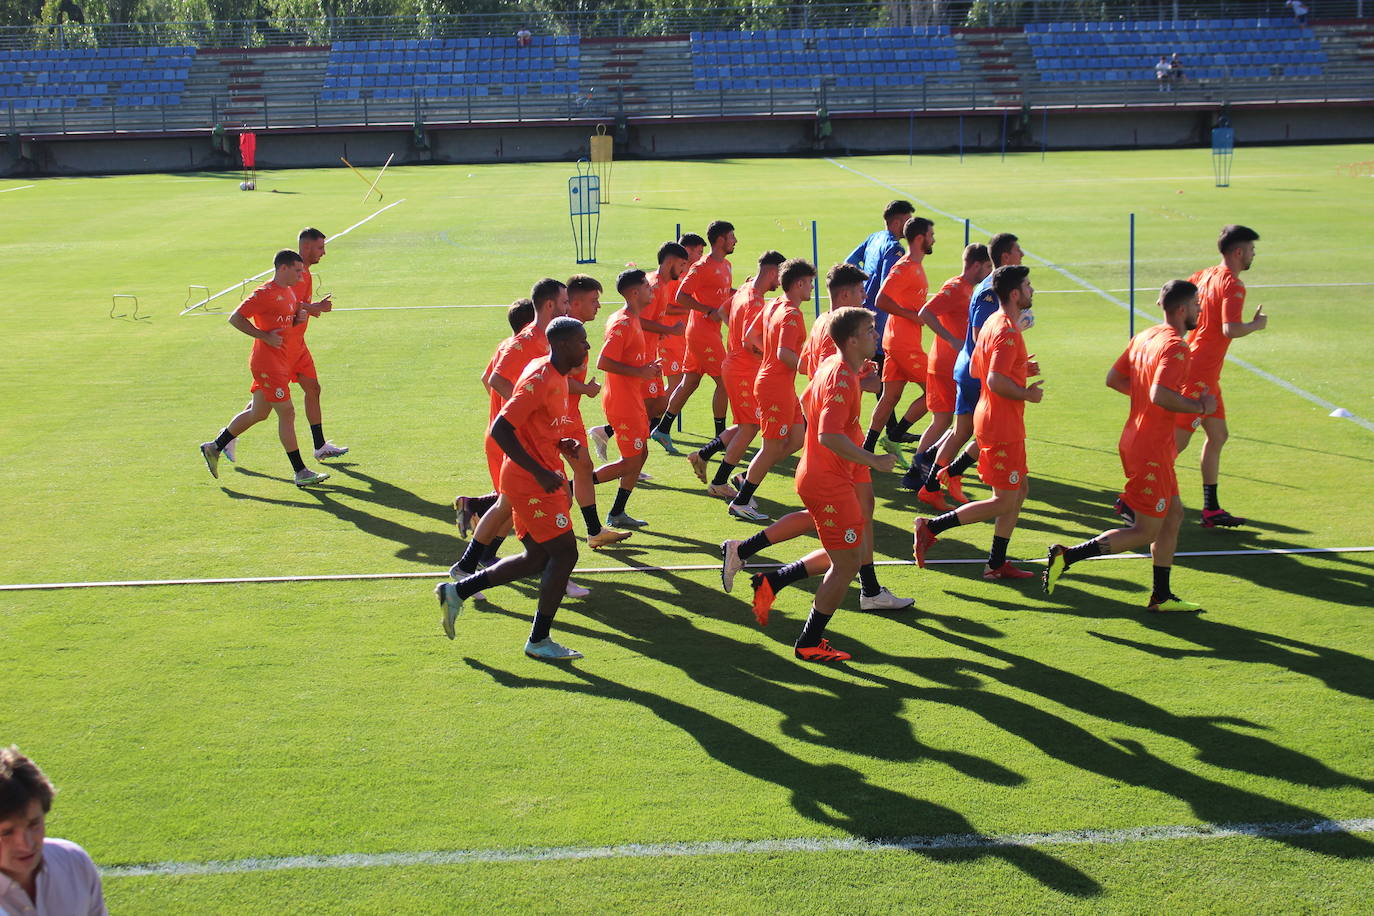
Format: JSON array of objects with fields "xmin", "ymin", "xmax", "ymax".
[
  {"xmin": 178, "ymin": 199, "xmax": 407, "ymax": 315},
  {"xmin": 99, "ymin": 817, "xmax": 1374, "ymax": 878},
  {"xmin": 1040, "ymin": 282, "xmax": 1374, "ymax": 295},
  {"xmin": 0, "ymin": 184, "xmax": 35, "ymax": 193},
  {"xmin": 3, "ymin": 547, "xmax": 1371, "ymax": 592},
  {"xmin": 825, "ymin": 159, "xmax": 1374, "ymax": 434}
]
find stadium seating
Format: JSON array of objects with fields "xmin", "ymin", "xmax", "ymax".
[
  {"xmin": 1025, "ymin": 18, "xmax": 1326, "ymax": 82},
  {"xmin": 319, "ymin": 36, "xmax": 581, "ymax": 102},
  {"xmin": 0, "ymin": 46, "xmax": 193, "ymax": 109},
  {"xmin": 688, "ymin": 26, "xmax": 959, "ymax": 92}
]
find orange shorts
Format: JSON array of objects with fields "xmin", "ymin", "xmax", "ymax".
[
  {"xmin": 925, "ymin": 368, "xmax": 957, "ymax": 414},
  {"xmin": 565, "ymin": 417, "xmax": 587, "ymax": 449},
  {"xmin": 501, "ymin": 464, "xmax": 574, "ymax": 544},
  {"xmin": 880, "ymin": 346, "xmax": 928, "ymax": 385},
  {"xmin": 644, "ymin": 374, "xmax": 666, "ymax": 400},
  {"xmin": 799, "ymin": 486, "xmax": 866, "ymax": 551},
  {"xmin": 1174, "ymin": 376, "xmax": 1225, "ymax": 429},
  {"xmin": 485, "ymin": 433, "xmax": 505, "ymax": 490},
  {"xmin": 758, "ymin": 391, "xmax": 803, "ymax": 441},
  {"xmin": 285, "ymin": 342, "xmax": 317, "ymax": 382},
  {"xmin": 249, "ymin": 359, "xmax": 293, "ymax": 404},
  {"xmin": 977, "ymin": 440, "xmax": 1028, "ymax": 491},
  {"xmin": 608, "ymin": 410, "xmax": 649, "ymax": 457},
  {"xmin": 684, "ymin": 336, "xmax": 724, "ymax": 377},
  {"xmin": 659, "ymin": 333, "xmax": 687, "ymax": 376},
  {"xmin": 1120, "ymin": 448, "xmax": 1178, "ymax": 519},
  {"xmin": 722, "ymin": 361, "xmax": 762, "ymax": 427}
]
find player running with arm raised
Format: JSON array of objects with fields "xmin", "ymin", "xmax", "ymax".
[
  {"xmin": 1044, "ymin": 279, "xmax": 1214, "ymax": 612},
  {"xmin": 436, "ymin": 317, "xmax": 590, "ymax": 660}
]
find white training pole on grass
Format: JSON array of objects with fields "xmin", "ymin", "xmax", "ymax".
[{"xmin": 363, "ymin": 153, "xmax": 394, "ymax": 203}]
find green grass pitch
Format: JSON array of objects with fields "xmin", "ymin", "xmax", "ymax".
[{"xmin": 2, "ymin": 144, "xmax": 1373, "ymax": 914}]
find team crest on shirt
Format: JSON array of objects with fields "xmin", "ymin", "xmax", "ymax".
[
  {"xmin": 275, "ymin": 388, "xmax": 285, "ymax": 399},
  {"xmin": 649, "ymin": 383, "xmax": 659, "ymax": 395},
  {"xmin": 779, "ymin": 425, "xmax": 789, "ymax": 436},
  {"xmin": 843, "ymin": 528, "xmax": 857, "ymax": 544},
  {"xmin": 1008, "ymin": 470, "xmax": 1020, "ymax": 484},
  {"xmin": 1156, "ymin": 498, "xmax": 1167, "ymax": 513},
  {"xmin": 555, "ymin": 513, "xmax": 569, "ymax": 528}
]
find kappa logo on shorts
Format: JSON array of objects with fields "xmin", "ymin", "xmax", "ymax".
[
  {"xmin": 555, "ymin": 513, "xmax": 569, "ymax": 528},
  {"xmin": 528, "ymin": 497, "xmax": 541, "ymax": 505},
  {"xmin": 1008, "ymin": 470, "xmax": 1020, "ymax": 484},
  {"xmin": 259, "ymin": 372, "xmax": 268, "ymax": 379},
  {"xmin": 843, "ymin": 528, "xmax": 857, "ymax": 544},
  {"xmin": 1156, "ymin": 498, "xmax": 1167, "ymax": 513},
  {"xmin": 533, "ymin": 509, "xmax": 547, "ymax": 519},
  {"xmin": 1142, "ymin": 487, "xmax": 1154, "ymax": 496},
  {"xmin": 823, "ymin": 504, "xmax": 836, "ymax": 513},
  {"xmin": 995, "ymin": 449, "xmax": 1008, "ymax": 458},
  {"xmin": 823, "ymin": 519, "xmax": 836, "ymax": 528},
  {"xmin": 995, "ymin": 462, "xmax": 1006, "ymax": 471},
  {"xmin": 1145, "ymin": 473, "xmax": 1157, "ymax": 482}
]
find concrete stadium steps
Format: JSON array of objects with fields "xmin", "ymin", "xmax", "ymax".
[
  {"xmin": 193, "ymin": 46, "xmax": 331, "ymax": 127},
  {"xmin": 955, "ymin": 28, "xmax": 1029, "ymax": 106},
  {"xmin": 577, "ymin": 37, "xmax": 694, "ymax": 113},
  {"xmin": 1313, "ymin": 21, "xmax": 1374, "ymax": 77}
]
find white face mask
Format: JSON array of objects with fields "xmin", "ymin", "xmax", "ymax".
[{"xmin": 1019, "ymin": 308, "xmax": 1036, "ymax": 330}]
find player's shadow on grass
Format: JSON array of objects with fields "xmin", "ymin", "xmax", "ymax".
[
  {"xmin": 1231, "ymin": 433, "xmax": 1374, "ymax": 467},
  {"xmin": 222, "ymin": 468, "xmax": 455, "ymax": 566},
  {"xmin": 463, "ymin": 652, "xmax": 1100, "ymax": 896}
]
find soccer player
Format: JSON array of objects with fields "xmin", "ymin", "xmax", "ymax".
[
  {"xmin": 746, "ymin": 306, "xmax": 899, "ymax": 662},
  {"xmin": 563, "ymin": 275, "xmax": 631, "ymax": 550},
  {"xmin": 687, "ymin": 250, "xmax": 785, "ymax": 499},
  {"xmin": 913, "ymin": 265, "xmax": 1041, "ymax": 581},
  {"xmin": 729, "ymin": 258, "xmax": 814, "ymax": 522},
  {"xmin": 845, "ymin": 199, "xmax": 915, "ymax": 363},
  {"xmin": 1173, "ymin": 225, "xmax": 1268, "ymax": 528},
  {"xmin": 907, "ymin": 232, "xmax": 1025, "ymax": 497},
  {"xmin": 200, "ymin": 249, "xmax": 330, "ymax": 487},
  {"xmin": 863, "ymin": 216, "xmax": 935, "ymax": 468},
  {"xmin": 911, "ymin": 243, "xmax": 992, "ymax": 510},
  {"xmin": 652, "ymin": 221, "xmax": 736, "ymax": 453},
  {"xmin": 799, "ymin": 264, "xmax": 877, "ymax": 392},
  {"xmin": 286, "ymin": 227, "xmax": 348, "ymax": 461},
  {"xmin": 654, "ymin": 234, "xmax": 703, "ymax": 417},
  {"xmin": 593, "ymin": 269, "xmax": 661, "ymax": 529},
  {"xmin": 436, "ymin": 317, "xmax": 590, "ymax": 660},
  {"xmin": 1044, "ymin": 280, "xmax": 1216, "ymax": 613}
]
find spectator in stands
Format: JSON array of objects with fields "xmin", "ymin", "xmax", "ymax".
[
  {"xmin": 1285, "ymin": 1, "xmax": 1310, "ymax": 26},
  {"xmin": 1156, "ymin": 55, "xmax": 1172, "ymax": 91},
  {"xmin": 516, "ymin": 26, "xmax": 533, "ymax": 48},
  {"xmin": 1169, "ymin": 53, "xmax": 1185, "ymax": 85},
  {"xmin": 0, "ymin": 746, "xmax": 107, "ymax": 915}
]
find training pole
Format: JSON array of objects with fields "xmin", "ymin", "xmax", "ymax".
[
  {"xmin": 1040, "ymin": 108, "xmax": 1048, "ymax": 161},
  {"xmin": 1000, "ymin": 110, "xmax": 1008, "ymax": 162},
  {"xmin": 811, "ymin": 219, "xmax": 820, "ymax": 317},
  {"xmin": 964, "ymin": 218, "xmax": 970, "ymax": 248},
  {"xmin": 362, "ymin": 152, "xmax": 394, "ymax": 203},
  {"xmin": 907, "ymin": 112, "xmax": 914, "ymax": 166},
  {"xmin": 675, "ymin": 222, "xmax": 680, "ymax": 240},
  {"xmin": 959, "ymin": 115, "xmax": 964, "ymax": 163},
  {"xmin": 1129, "ymin": 213, "xmax": 1136, "ymax": 338}
]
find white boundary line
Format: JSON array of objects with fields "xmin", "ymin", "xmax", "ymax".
[
  {"xmin": 178, "ymin": 199, "xmax": 407, "ymax": 315},
  {"xmin": 824, "ymin": 159, "xmax": 1374, "ymax": 434},
  {"xmin": 1040, "ymin": 281, "xmax": 1374, "ymax": 295},
  {"xmin": 0, "ymin": 184, "xmax": 35, "ymax": 194},
  {"xmin": 99, "ymin": 816, "xmax": 1374, "ymax": 878},
  {"xmin": 3, "ymin": 546, "xmax": 1371, "ymax": 593}
]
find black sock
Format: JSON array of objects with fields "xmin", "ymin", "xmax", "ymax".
[
  {"xmin": 731, "ymin": 479, "xmax": 760, "ymax": 507},
  {"xmin": 914, "ymin": 446, "xmax": 935, "ymax": 467},
  {"xmin": 923, "ymin": 463, "xmax": 944, "ymax": 493},
  {"xmin": 712, "ymin": 461, "xmax": 736, "ymax": 486},
  {"xmin": 529, "ymin": 612, "xmax": 555, "ymax": 644},
  {"xmin": 469, "ymin": 493, "xmax": 498, "ymax": 517},
  {"xmin": 862, "ymin": 428, "xmax": 881, "ymax": 452},
  {"xmin": 310, "ymin": 423, "xmax": 326, "ymax": 450},
  {"xmin": 988, "ymin": 535, "xmax": 1010, "ymax": 569},
  {"xmin": 859, "ymin": 563, "xmax": 881, "ymax": 597},
  {"xmin": 949, "ymin": 451, "xmax": 976, "ymax": 477},
  {"xmin": 214, "ymin": 428, "xmax": 235, "ymax": 450},
  {"xmin": 648, "ymin": 415, "xmax": 661, "ymax": 430},
  {"xmin": 795, "ymin": 606, "xmax": 832, "ymax": 648},
  {"xmin": 1064, "ymin": 535, "xmax": 1106, "ymax": 568},
  {"xmin": 286, "ymin": 449, "xmax": 306, "ymax": 473},
  {"xmin": 714, "ymin": 416, "xmax": 726, "ymax": 435},
  {"xmin": 738, "ymin": 529, "xmax": 772, "ymax": 561},
  {"xmin": 700, "ymin": 436, "xmax": 725, "ymax": 459},
  {"xmin": 1152, "ymin": 565, "xmax": 1173, "ymax": 600},
  {"xmin": 581, "ymin": 505, "xmax": 602, "ymax": 536},
  {"xmin": 610, "ymin": 487, "xmax": 633, "ymax": 517},
  {"xmin": 766, "ymin": 559, "xmax": 810, "ymax": 594},
  {"xmin": 928, "ymin": 510, "xmax": 962, "ymax": 536},
  {"xmin": 456, "ymin": 539, "xmax": 487, "ymax": 575},
  {"xmin": 456, "ymin": 570, "xmax": 491, "ymax": 600},
  {"xmin": 893, "ymin": 418, "xmax": 913, "ymax": 439},
  {"xmin": 1203, "ymin": 483, "xmax": 1219, "ymax": 512},
  {"xmin": 481, "ymin": 536, "xmax": 505, "ymax": 567},
  {"xmin": 655, "ymin": 412, "xmax": 677, "ymax": 434},
  {"xmin": 600, "ymin": 424, "xmax": 614, "ymax": 438}
]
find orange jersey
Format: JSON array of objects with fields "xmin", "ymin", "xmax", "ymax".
[
  {"xmin": 797, "ymin": 353, "xmax": 867, "ymax": 490},
  {"xmin": 878, "ymin": 254, "xmax": 928, "ymax": 358},
  {"xmin": 281, "ymin": 265, "xmax": 312, "ymax": 347},
  {"xmin": 599, "ymin": 307, "xmax": 649, "ymax": 417},
  {"xmin": 679, "ymin": 255, "xmax": 732, "ymax": 350},
  {"xmin": 921, "ymin": 275, "xmax": 973, "ymax": 376},
  {"xmin": 971, "ymin": 311, "xmax": 1029, "ymax": 444},
  {"xmin": 641, "ymin": 268, "xmax": 680, "ymax": 356},
  {"xmin": 723, "ymin": 280, "xmax": 767, "ymax": 370},
  {"xmin": 496, "ymin": 355, "xmax": 572, "ymax": 478},
  {"xmin": 487, "ymin": 323, "xmax": 549, "ymax": 423},
  {"xmin": 755, "ymin": 296, "xmax": 807, "ymax": 393},
  {"xmin": 238, "ymin": 281, "xmax": 298, "ymax": 368},
  {"xmin": 1113, "ymin": 323, "xmax": 1191, "ymax": 460},
  {"xmin": 1184, "ymin": 264, "xmax": 1245, "ymax": 381},
  {"xmin": 567, "ymin": 361, "xmax": 588, "ymax": 418},
  {"xmin": 799, "ymin": 314, "xmax": 838, "ymax": 378}
]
